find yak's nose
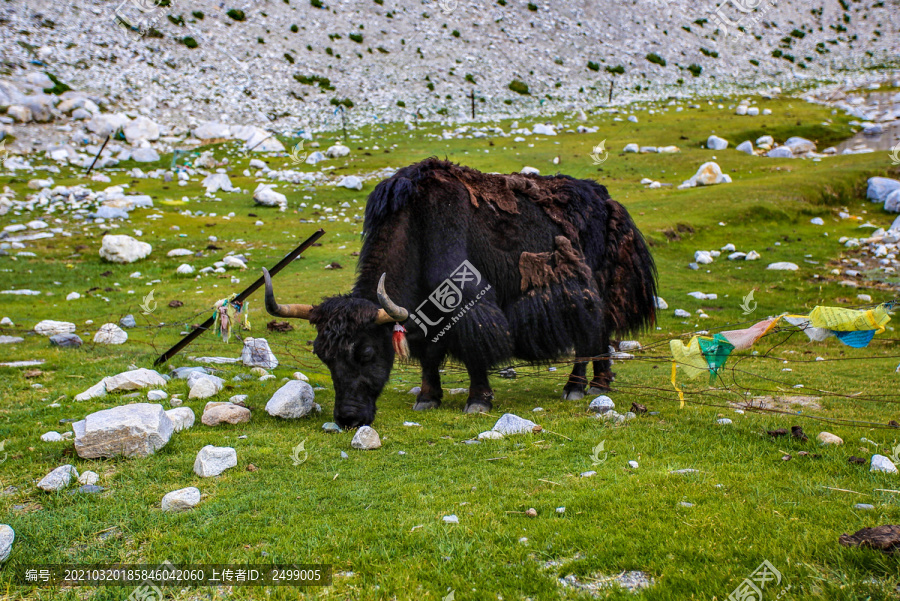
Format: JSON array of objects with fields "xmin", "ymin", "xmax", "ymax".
[{"xmin": 334, "ymin": 402, "xmax": 376, "ymax": 429}]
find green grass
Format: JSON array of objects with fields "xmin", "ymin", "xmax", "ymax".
[{"xmin": 1, "ymin": 96, "xmax": 900, "ymax": 600}]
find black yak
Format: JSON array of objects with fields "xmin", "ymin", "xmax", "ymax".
[{"xmin": 263, "ymin": 158, "xmax": 657, "ymax": 428}]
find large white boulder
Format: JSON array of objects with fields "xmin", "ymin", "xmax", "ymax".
[
  {"xmin": 87, "ymin": 113, "xmax": 130, "ymax": 136},
  {"xmin": 532, "ymin": 123, "xmax": 557, "ymax": 136},
  {"xmin": 34, "ymin": 320, "xmax": 76, "ymax": 336},
  {"xmin": 242, "ymin": 337, "xmax": 278, "ymax": 369},
  {"xmin": 706, "ymin": 135, "xmax": 728, "ymax": 150},
  {"xmin": 93, "ymin": 323, "xmax": 128, "ymax": 345},
  {"xmin": 202, "ymin": 173, "xmax": 234, "ymax": 193},
  {"xmin": 132, "ymin": 148, "xmax": 160, "ymax": 163},
  {"xmin": 104, "ymin": 368, "xmax": 167, "ymax": 392},
  {"xmin": 37, "ymin": 465, "xmax": 78, "ymax": 492},
  {"xmin": 99, "ymin": 234, "xmax": 152, "ymax": 263},
  {"xmin": 784, "ymin": 136, "xmax": 816, "ymax": 154},
  {"xmin": 337, "ymin": 175, "xmax": 363, "ymax": 190},
  {"xmin": 0, "ymin": 524, "xmax": 13, "ymax": 563},
  {"xmin": 679, "ymin": 162, "xmax": 731, "ymax": 188},
  {"xmin": 165, "ymin": 407, "xmax": 195, "ymax": 432},
  {"xmin": 325, "ymin": 144, "xmax": 350, "ymax": 158},
  {"xmin": 868, "ymin": 177, "xmax": 900, "ymax": 204},
  {"xmin": 266, "ymin": 380, "xmax": 317, "ymax": 419},
  {"xmin": 253, "ymin": 185, "xmax": 287, "ymax": 211},
  {"xmin": 193, "ymin": 445, "xmax": 237, "ymax": 477},
  {"xmin": 192, "ymin": 122, "xmax": 231, "ymax": 140},
  {"xmin": 73, "ymin": 403, "xmax": 174, "ymax": 458},
  {"xmin": 244, "ymin": 128, "xmax": 285, "ymax": 152},
  {"xmin": 123, "ymin": 116, "xmax": 160, "ymax": 145},
  {"xmin": 161, "ymin": 487, "xmax": 201, "ymax": 512}
]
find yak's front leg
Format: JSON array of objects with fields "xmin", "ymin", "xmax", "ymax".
[
  {"xmin": 588, "ymin": 332, "xmax": 615, "ymax": 394},
  {"xmin": 464, "ymin": 362, "xmax": 494, "ymax": 414},
  {"xmin": 414, "ymin": 344, "xmax": 444, "ymax": 411}
]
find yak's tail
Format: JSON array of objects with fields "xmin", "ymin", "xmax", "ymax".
[{"xmin": 602, "ymin": 200, "xmax": 658, "ymax": 336}]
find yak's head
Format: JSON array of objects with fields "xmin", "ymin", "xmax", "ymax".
[{"xmin": 262, "ymin": 269, "xmax": 409, "ymax": 428}]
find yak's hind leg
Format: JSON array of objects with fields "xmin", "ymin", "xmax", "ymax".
[
  {"xmin": 414, "ymin": 345, "xmax": 444, "ymax": 411},
  {"xmin": 588, "ymin": 331, "xmax": 615, "ymax": 394}
]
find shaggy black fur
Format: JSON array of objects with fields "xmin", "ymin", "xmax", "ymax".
[{"xmin": 307, "ymin": 157, "xmax": 657, "ymax": 426}]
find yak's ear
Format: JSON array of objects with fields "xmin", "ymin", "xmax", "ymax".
[
  {"xmin": 375, "ymin": 273, "xmax": 409, "ymax": 324},
  {"xmin": 262, "ymin": 268, "xmax": 313, "ymax": 320}
]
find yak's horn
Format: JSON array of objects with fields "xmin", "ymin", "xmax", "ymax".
[
  {"xmin": 262, "ymin": 268, "xmax": 313, "ymax": 319},
  {"xmin": 375, "ymin": 273, "xmax": 409, "ymax": 324}
]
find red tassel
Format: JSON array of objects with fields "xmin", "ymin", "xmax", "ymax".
[{"xmin": 392, "ymin": 324, "xmax": 409, "ymax": 361}]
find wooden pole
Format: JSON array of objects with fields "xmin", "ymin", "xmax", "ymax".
[
  {"xmin": 85, "ymin": 134, "xmax": 111, "ymax": 177},
  {"xmin": 152, "ymin": 229, "xmax": 326, "ymax": 366},
  {"xmin": 608, "ymin": 80, "xmax": 615, "ymax": 103},
  {"xmin": 470, "ymin": 89, "xmax": 476, "ymax": 119}
]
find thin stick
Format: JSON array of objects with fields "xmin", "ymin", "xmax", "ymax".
[
  {"xmin": 821, "ymin": 486, "xmax": 868, "ymax": 496},
  {"xmin": 538, "ymin": 479, "xmax": 561, "ymax": 486},
  {"xmin": 485, "ymin": 456, "xmax": 507, "ymax": 461},
  {"xmin": 85, "ymin": 134, "xmax": 111, "ymax": 177},
  {"xmin": 543, "ymin": 429, "xmax": 572, "ymax": 441},
  {"xmin": 874, "ymin": 489, "xmax": 900, "ymax": 494}
]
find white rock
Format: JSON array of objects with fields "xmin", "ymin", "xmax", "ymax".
[
  {"xmin": 589, "ymin": 396, "xmax": 615, "ymax": 414},
  {"xmin": 37, "ymin": 465, "xmax": 78, "ymax": 491},
  {"xmin": 0, "ymin": 525, "xmax": 13, "ymax": 563},
  {"xmin": 242, "ymin": 337, "xmax": 278, "ymax": 369},
  {"xmin": 532, "ymin": 123, "xmax": 556, "ymax": 135},
  {"xmin": 132, "ymin": 148, "xmax": 160, "ymax": 163},
  {"xmin": 34, "ymin": 320, "xmax": 76, "ymax": 336},
  {"xmin": 767, "ymin": 147, "xmax": 793, "ymax": 158},
  {"xmin": 78, "ymin": 471, "xmax": 99, "ymax": 486},
  {"xmin": 325, "ymin": 144, "xmax": 350, "ymax": 158},
  {"xmin": 74, "ymin": 378, "xmax": 109, "ymax": 402},
  {"xmin": 756, "ymin": 135, "xmax": 774, "ymax": 146},
  {"xmin": 521, "ymin": 166, "xmax": 540, "ymax": 175},
  {"xmin": 202, "ymin": 173, "xmax": 234, "ymax": 193},
  {"xmin": 202, "ymin": 402, "xmax": 251, "ymax": 426},
  {"xmin": 99, "ymin": 234, "xmax": 152, "ymax": 263},
  {"xmin": 293, "ymin": 372, "xmax": 309, "ymax": 382},
  {"xmin": 105, "ymin": 368, "xmax": 166, "ymax": 392},
  {"xmin": 767, "ymin": 262, "xmax": 799, "ymax": 271},
  {"xmin": 745, "ymin": 251, "xmax": 761, "ymax": 260},
  {"xmin": 161, "ymin": 487, "xmax": 201, "ymax": 512},
  {"xmin": 351, "ymin": 425, "xmax": 382, "ymax": 450},
  {"xmin": 165, "ymin": 407, "xmax": 195, "ymax": 432},
  {"xmin": 492, "ymin": 413, "xmax": 539, "ymax": 435},
  {"xmin": 253, "ymin": 185, "xmax": 287, "ymax": 211},
  {"xmin": 654, "ymin": 297, "xmax": 668, "ymax": 310},
  {"xmin": 628, "ymin": 460, "xmax": 639, "ymax": 469},
  {"xmin": 810, "ymin": 217, "xmax": 825, "ymax": 225},
  {"xmin": 189, "ymin": 376, "xmax": 222, "ymax": 400},
  {"xmin": 176, "ymin": 264, "xmax": 194, "ymax": 275},
  {"xmin": 478, "ymin": 430, "xmax": 504, "ymax": 440},
  {"xmin": 193, "ymin": 445, "xmax": 237, "ymax": 477},
  {"xmin": 338, "ymin": 175, "xmax": 363, "ymax": 190},
  {"xmin": 66, "ymin": 292, "xmax": 80, "ymax": 301},
  {"xmin": 674, "ymin": 309, "xmax": 691, "ymax": 318},
  {"xmin": 93, "ymin": 323, "xmax": 128, "ymax": 344},
  {"xmin": 223, "ymin": 256, "xmax": 246, "ymax": 269},
  {"xmin": 40, "ymin": 431, "xmax": 63, "ymax": 442},
  {"xmin": 443, "ymin": 515, "xmax": 459, "ymax": 524},
  {"xmin": 123, "ymin": 116, "xmax": 160, "ymax": 145},
  {"xmin": 736, "ymin": 141, "xmax": 754, "ymax": 154},
  {"xmin": 867, "ymin": 177, "xmax": 900, "ymax": 203},
  {"xmin": 266, "ymin": 380, "xmax": 317, "ymax": 419},
  {"xmin": 623, "ymin": 143, "xmax": 639, "ymax": 153},
  {"xmin": 871, "ymin": 454, "xmax": 898, "ymax": 474},
  {"xmin": 148, "ymin": 390, "xmax": 167, "ymax": 401},
  {"xmin": 74, "ymin": 403, "xmax": 174, "ymax": 458},
  {"xmin": 817, "ymin": 432, "xmax": 843, "ymax": 445},
  {"xmin": 167, "ymin": 248, "xmax": 194, "ymax": 257},
  {"xmin": 706, "ymin": 136, "xmax": 728, "ymax": 150},
  {"xmin": 717, "ymin": 418, "xmax": 733, "ymax": 425},
  {"xmin": 784, "ymin": 137, "xmax": 816, "ymax": 154}
]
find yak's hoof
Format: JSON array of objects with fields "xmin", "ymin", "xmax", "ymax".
[
  {"xmin": 562, "ymin": 388, "xmax": 585, "ymax": 401},
  {"xmin": 413, "ymin": 398, "xmax": 441, "ymax": 411},
  {"xmin": 587, "ymin": 386, "xmax": 611, "ymax": 395},
  {"xmin": 464, "ymin": 401, "xmax": 492, "ymax": 414}
]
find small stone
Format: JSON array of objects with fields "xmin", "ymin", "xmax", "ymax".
[
  {"xmin": 340, "ymin": 451, "xmax": 349, "ymax": 459},
  {"xmin": 229, "ymin": 394, "xmax": 248, "ymax": 406},
  {"xmin": 161, "ymin": 487, "xmax": 201, "ymax": 512},
  {"xmin": 556, "ymin": 507, "xmax": 565, "ymax": 514},
  {"xmin": 628, "ymin": 460, "xmax": 639, "ymax": 469},
  {"xmin": 478, "ymin": 430, "xmax": 503, "ymax": 440},
  {"xmin": 193, "ymin": 445, "xmax": 237, "ymax": 477},
  {"xmin": 871, "ymin": 454, "xmax": 898, "ymax": 474},
  {"xmin": 679, "ymin": 501, "xmax": 694, "ymax": 508},
  {"xmin": 580, "ymin": 471, "xmax": 597, "ymax": 477},
  {"xmin": 241, "ymin": 337, "xmax": 278, "ymax": 369},
  {"xmin": 717, "ymin": 418, "xmax": 733, "ymax": 425},
  {"xmin": 351, "ymin": 426, "xmax": 381, "ymax": 450},
  {"xmin": 492, "ymin": 413, "xmax": 540, "ymax": 435},
  {"xmin": 322, "ymin": 422, "xmax": 342, "ymax": 432},
  {"xmin": 147, "ymin": 390, "xmax": 167, "ymax": 401},
  {"xmin": 671, "ymin": 469, "xmax": 699, "ymax": 474},
  {"xmin": 37, "ymin": 464, "xmax": 78, "ymax": 492},
  {"xmin": 443, "ymin": 515, "xmax": 459, "ymax": 524},
  {"xmin": 293, "ymin": 372, "xmax": 309, "ymax": 381},
  {"xmin": 119, "ymin": 314, "xmax": 137, "ymax": 329},
  {"xmin": 403, "ymin": 421, "xmax": 421, "ymax": 427},
  {"xmin": 525, "ymin": 508, "xmax": 537, "ymax": 517},
  {"xmin": 50, "ymin": 333, "xmax": 82, "ymax": 348},
  {"xmin": 72, "ymin": 485, "xmax": 105, "ymax": 494},
  {"xmin": 854, "ymin": 503, "xmax": 875, "ymax": 511},
  {"xmin": 78, "ymin": 471, "xmax": 99, "ymax": 486},
  {"xmin": 40, "ymin": 431, "xmax": 63, "ymax": 442},
  {"xmin": 93, "ymin": 323, "xmax": 128, "ymax": 345},
  {"xmin": 589, "ymin": 396, "xmax": 615, "ymax": 414},
  {"xmin": 105, "ymin": 368, "xmax": 167, "ymax": 393},
  {"xmin": 817, "ymin": 432, "xmax": 843, "ymax": 445}
]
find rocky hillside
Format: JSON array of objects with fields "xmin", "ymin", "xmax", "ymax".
[{"xmin": 2, "ymin": 0, "xmax": 898, "ymax": 132}]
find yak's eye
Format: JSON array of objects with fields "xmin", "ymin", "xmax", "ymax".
[{"xmin": 357, "ymin": 345, "xmax": 376, "ymax": 363}]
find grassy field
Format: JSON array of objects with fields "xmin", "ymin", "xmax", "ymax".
[{"xmin": 1, "ymin": 94, "xmax": 900, "ymax": 600}]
